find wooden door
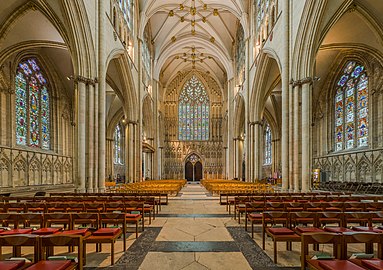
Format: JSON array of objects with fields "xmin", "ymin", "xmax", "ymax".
[
  {"xmin": 194, "ymin": 161, "xmax": 202, "ymax": 181},
  {"xmin": 185, "ymin": 161, "xmax": 193, "ymax": 181}
]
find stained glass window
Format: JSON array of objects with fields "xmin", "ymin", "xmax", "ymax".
[
  {"xmin": 264, "ymin": 123, "xmax": 272, "ymax": 165},
  {"xmin": 178, "ymin": 76, "xmax": 209, "ymax": 141},
  {"xmin": 15, "ymin": 58, "xmax": 50, "ymax": 150},
  {"xmin": 335, "ymin": 61, "xmax": 368, "ymax": 151},
  {"xmin": 119, "ymin": 0, "xmax": 132, "ymax": 29},
  {"xmin": 114, "ymin": 124, "xmax": 122, "ymax": 164}
]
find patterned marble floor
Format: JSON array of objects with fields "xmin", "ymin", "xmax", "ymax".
[{"xmin": 86, "ymin": 183, "xmax": 300, "ymax": 270}]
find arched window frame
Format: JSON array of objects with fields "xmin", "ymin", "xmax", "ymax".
[
  {"xmin": 15, "ymin": 58, "xmax": 51, "ymax": 150},
  {"xmin": 178, "ymin": 75, "xmax": 210, "ymax": 141},
  {"xmin": 264, "ymin": 122, "xmax": 272, "ymax": 165},
  {"xmin": 114, "ymin": 124, "xmax": 123, "ymax": 164},
  {"xmin": 334, "ymin": 60, "xmax": 369, "ymax": 152}
]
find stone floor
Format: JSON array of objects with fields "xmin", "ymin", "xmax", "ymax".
[
  {"xmin": 2, "ymin": 183, "xmax": 305, "ymax": 269},
  {"xmin": 95, "ymin": 183, "xmax": 301, "ymax": 269}
]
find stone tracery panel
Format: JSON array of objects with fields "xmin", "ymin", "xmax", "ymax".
[{"xmin": 161, "ymin": 71, "xmax": 225, "ymax": 179}]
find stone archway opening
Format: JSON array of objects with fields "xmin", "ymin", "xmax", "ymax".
[{"xmin": 185, "ymin": 154, "xmax": 203, "ymax": 182}]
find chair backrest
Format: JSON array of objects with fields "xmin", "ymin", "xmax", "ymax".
[
  {"xmin": 25, "ymin": 202, "xmax": 47, "ymax": 213},
  {"xmin": 66, "ymin": 202, "xmax": 85, "ymax": 213},
  {"xmin": 301, "ymin": 232, "xmax": 342, "ymax": 270},
  {"xmin": 318, "ymin": 212, "xmax": 344, "ymax": 226},
  {"xmin": 125, "ymin": 201, "xmax": 145, "ymax": 213},
  {"xmin": 99, "ymin": 212, "xmax": 126, "ymax": 227},
  {"xmin": 263, "ymin": 211, "xmax": 289, "ymax": 227},
  {"xmin": 0, "ymin": 213, "xmax": 20, "ymax": 228},
  {"xmin": 342, "ymin": 232, "xmax": 382, "ymax": 259},
  {"xmin": 71, "ymin": 213, "xmax": 99, "ymax": 229},
  {"xmin": 19, "ymin": 213, "xmax": 44, "ymax": 228},
  {"xmin": 43, "ymin": 213, "xmax": 72, "ymax": 229},
  {"xmin": 104, "ymin": 201, "xmax": 124, "ymax": 212},
  {"xmin": 0, "ymin": 234, "xmax": 40, "ymax": 262},
  {"xmin": 265, "ymin": 202, "xmax": 285, "ymax": 211},
  {"xmin": 41, "ymin": 234, "xmax": 83, "ymax": 270},
  {"xmin": 290, "ymin": 212, "xmax": 318, "ymax": 227},
  {"xmin": 6, "ymin": 202, "xmax": 26, "ymax": 213},
  {"xmin": 84, "ymin": 202, "xmax": 104, "ymax": 213},
  {"xmin": 286, "ymin": 202, "xmax": 305, "ymax": 212},
  {"xmin": 343, "ymin": 212, "xmax": 371, "ymax": 227}
]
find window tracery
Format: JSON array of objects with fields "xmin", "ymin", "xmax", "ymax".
[
  {"xmin": 15, "ymin": 58, "xmax": 50, "ymax": 150},
  {"xmin": 114, "ymin": 124, "xmax": 123, "ymax": 164},
  {"xmin": 335, "ymin": 61, "xmax": 368, "ymax": 151},
  {"xmin": 178, "ymin": 76, "xmax": 210, "ymax": 141},
  {"xmin": 264, "ymin": 122, "xmax": 272, "ymax": 165}
]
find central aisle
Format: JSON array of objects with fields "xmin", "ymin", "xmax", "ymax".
[
  {"xmin": 139, "ymin": 183, "xmax": 250, "ymax": 270},
  {"xmin": 115, "ymin": 183, "xmax": 299, "ymax": 270}
]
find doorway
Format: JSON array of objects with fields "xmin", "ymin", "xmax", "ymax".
[{"xmin": 184, "ymin": 154, "xmax": 203, "ymax": 181}]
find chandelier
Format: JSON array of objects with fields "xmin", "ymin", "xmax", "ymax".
[{"xmin": 168, "ymin": 0, "xmax": 219, "ymax": 38}]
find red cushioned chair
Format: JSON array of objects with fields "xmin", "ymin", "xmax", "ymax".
[
  {"xmin": 245, "ymin": 201, "xmax": 264, "ymax": 238},
  {"xmin": 262, "ymin": 211, "xmax": 300, "ymax": 264},
  {"xmin": 319, "ymin": 212, "xmax": 351, "ymax": 233},
  {"xmin": 124, "ymin": 201, "xmax": 144, "ymax": 236},
  {"xmin": 291, "ymin": 212, "xmax": 323, "ymax": 235},
  {"xmin": 84, "ymin": 213, "xmax": 125, "ymax": 265},
  {"xmin": 39, "ymin": 234, "xmax": 83, "ymax": 270}
]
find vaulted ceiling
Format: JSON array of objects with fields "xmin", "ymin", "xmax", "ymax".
[{"xmin": 139, "ymin": 0, "xmax": 248, "ymax": 86}]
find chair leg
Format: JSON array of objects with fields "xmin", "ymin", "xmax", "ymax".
[
  {"xmin": 262, "ymin": 229, "xmax": 265, "ymax": 250},
  {"xmin": 251, "ymin": 223, "xmax": 254, "ymax": 238},
  {"xmin": 111, "ymin": 242, "xmax": 115, "ymax": 265},
  {"xmin": 274, "ymin": 240, "xmax": 278, "ymax": 263},
  {"xmin": 136, "ymin": 222, "xmax": 138, "ymax": 238}
]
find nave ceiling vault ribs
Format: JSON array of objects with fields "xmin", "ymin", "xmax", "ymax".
[{"xmin": 148, "ymin": 0, "xmax": 239, "ymax": 83}]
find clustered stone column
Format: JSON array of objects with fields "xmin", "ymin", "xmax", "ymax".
[
  {"xmin": 75, "ymin": 76, "xmax": 99, "ymax": 193},
  {"xmin": 281, "ymin": 0, "xmax": 290, "ymax": 191}
]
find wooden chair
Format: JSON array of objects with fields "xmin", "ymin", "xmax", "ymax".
[
  {"xmin": 245, "ymin": 201, "xmax": 264, "ymax": 237},
  {"xmin": 262, "ymin": 211, "xmax": 300, "ymax": 263},
  {"xmin": 290, "ymin": 212, "xmax": 323, "ymax": 235},
  {"xmin": 301, "ymin": 232, "xmax": 342, "ymax": 270},
  {"xmin": 18, "ymin": 213, "xmax": 44, "ymax": 229},
  {"xmin": 84, "ymin": 213, "xmax": 125, "ymax": 265},
  {"xmin": 39, "ymin": 234, "xmax": 83, "ymax": 270},
  {"xmin": 344, "ymin": 212, "xmax": 376, "ymax": 232},
  {"xmin": 124, "ymin": 201, "xmax": 145, "ymax": 233},
  {"xmin": 0, "ymin": 214, "xmax": 33, "ymax": 236},
  {"xmin": 0, "ymin": 234, "xmax": 40, "ymax": 263},
  {"xmin": 342, "ymin": 232, "xmax": 382, "ymax": 260},
  {"xmin": 319, "ymin": 212, "xmax": 350, "ymax": 233},
  {"xmin": 42, "ymin": 213, "xmax": 72, "ymax": 232}
]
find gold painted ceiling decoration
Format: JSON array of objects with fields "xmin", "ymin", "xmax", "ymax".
[
  {"xmin": 168, "ymin": 0, "xmax": 218, "ymax": 41},
  {"xmin": 173, "ymin": 46, "xmax": 213, "ymax": 68}
]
